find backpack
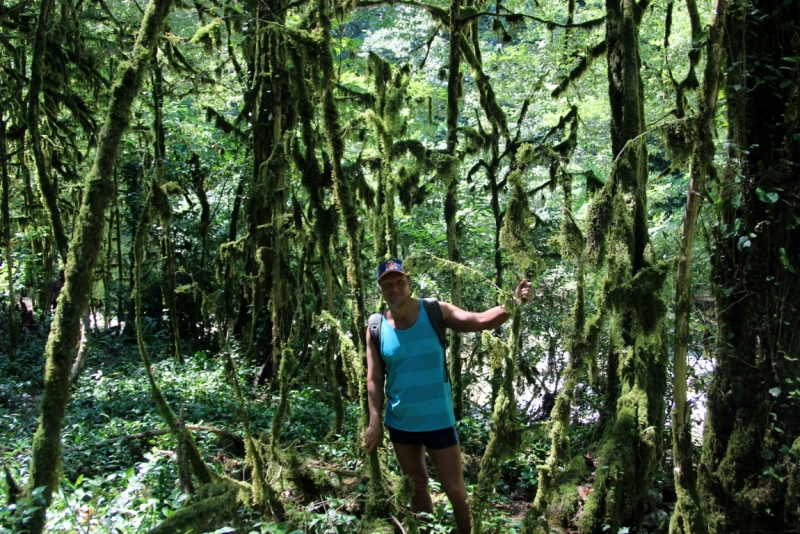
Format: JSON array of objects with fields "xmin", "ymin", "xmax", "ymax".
[{"xmin": 368, "ymin": 298, "xmax": 449, "ymax": 381}]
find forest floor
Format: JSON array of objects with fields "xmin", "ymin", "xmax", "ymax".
[{"xmin": 0, "ymin": 322, "xmax": 673, "ymax": 533}]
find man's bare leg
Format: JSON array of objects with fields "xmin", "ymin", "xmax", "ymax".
[
  {"xmin": 427, "ymin": 444, "xmax": 470, "ymax": 533},
  {"xmin": 393, "ymin": 443, "xmax": 434, "ymax": 514}
]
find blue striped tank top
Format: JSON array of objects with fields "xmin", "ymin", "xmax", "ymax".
[{"xmin": 380, "ymin": 300, "xmax": 456, "ymax": 431}]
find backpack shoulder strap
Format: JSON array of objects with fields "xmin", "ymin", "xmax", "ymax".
[
  {"xmin": 422, "ymin": 298, "xmax": 447, "ymax": 348},
  {"xmin": 368, "ymin": 312, "xmax": 383, "ymax": 356}
]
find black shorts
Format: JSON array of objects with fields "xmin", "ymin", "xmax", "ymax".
[{"xmin": 387, "ymin": 425, "xmax": 460, "ymax": 450}]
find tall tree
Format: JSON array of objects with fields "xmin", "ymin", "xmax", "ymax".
[
  {"xmin": 577, "ymin": 0, "xmax": 671, "ymax": 530},
  {"xmin": 1, "ymin": 113, "xmax": 16, "ymax": 360},
  {"xmin": 25, "ymin": 0, "xmax": 68, "ymax": 263},
  {"xmin": 24, "ymin": 0, "xmax": 173, "ymax": 531},
  {"xmin": 699, "ymin": 0, "xmax": 800, "ymax": 531},
  {"xmin": 151, "ymin": 57, "xmax": 183, "ymax": 363},
  {"xmin": 445, "ymin": 0, "xmax": 465, "ymax": 420},
  {"xmin": 670, "ymin": 0, "xmax": 726, "ymax": 532}
]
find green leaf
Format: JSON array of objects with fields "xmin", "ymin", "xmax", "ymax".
[
  {"xmin": 779, "ymin": 248, "xmax": 796, "ymax": 273},
  {"xmin": 769, "ymin": 387, "xmax": 781, "ymax": 397},
  {"xmin": 693, "ymin": 29, "xmax": 709, "ymax": 47},
  {"xmin": 756, "ymin": 187, "xmax": 779, "ymax": 203},
  {"xmin": 737, "ymin": 236, "xmax": 751, "ymax": 249}
]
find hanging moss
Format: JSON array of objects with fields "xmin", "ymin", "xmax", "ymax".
[
  {"xmin": 189, "ymin": 18, "xmax": 223, "ymax": 51},
  {"xmin": 517, "ymin": 142, "xmax": 536, "ymax": 164},
  {"xmin": 584, "ymin": 183, "xmax": 614, "ymax": 267},
  {"xmin": 559, "ymin": 212, "xmax": 585, "ymax": 262},
  {"xmin": 662, "ymin": 118, "xmax": 696, "ymax": 163},
  {"xmin": 459, "ymin": 39, "xmax": 509, "ymax": 137},
  {"xmin": 320, "ymin": 312, "xmax": 359, "ymax": 406},
  {"xmin": 585, "ymin": 170, "xmax": 605, "ymax": 195},
  {"xmin": 500, "ymin": 170, "xmax": 540, "ymax": 275},
  {"xmin": 630, "ymin": 257, "xmax": 672, "ymax": 333},
  {"xmin": 461, "ymin": 126, "xmax": 489, "ymax": 155},
  {"xmin": 551, "ymin": 40, "xmax": 608, "ymax": 99}
]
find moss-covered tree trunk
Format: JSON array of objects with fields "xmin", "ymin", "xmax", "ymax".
[
  {"xmin": 577, "ymin": 0, "xmax": 670, "ymax": 530},
  {"xmin": 698, "ymin": 0, "xmax": 800, "ymax": 531},
  {"xmin": 246, "ymin": 0, "xmax": 285, "ymax": 383},
  {"xmin": 446, "ymin": 0, "xmax": 465, "ymax": 420},
  {"xmin": 470, "ymin": 313, "xmax": 522, "ymax": 534},
  {"xmin": 669, "ymin": 2, "xmax": 725, "ymax": 533},
  {"xmin": 1, "ymin": 114, "xmax": 16, "ymax": 361},
  {"xmin": 268, "ymin": 85, "xmax": 286, "ymax": 384},
  {"xmin": 23, "ymin": 0, "xmax": 173, "ymax": 531}
]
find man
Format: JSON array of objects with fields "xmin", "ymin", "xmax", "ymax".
[{"xmin": 364, "ymin": 258, "xmax": 532, "ymax": 533}]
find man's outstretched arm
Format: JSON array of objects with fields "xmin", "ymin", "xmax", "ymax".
[{"xmin": 441, "ymin": 279, "xmax": 533, "ymax": 332}]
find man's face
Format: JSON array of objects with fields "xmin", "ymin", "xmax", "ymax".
[{"xmin": 378, "ymin": 272, "xmax": 411, "ymax": 303}]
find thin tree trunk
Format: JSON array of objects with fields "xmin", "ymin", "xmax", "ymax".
[
  {"xmin": 313, "ymin": 0, "xmax": 387, "ymax": 526},
  {"xmin": 103, "ymin": 211, "xmax": 113, "ymax": 328},
  {"xmin": 40, "ymin": 234, "xmax": 54, "ymax": 312},
  {"xmin": 670, "ymin": 2, "xmax": 725, "ymax": 533},
  {"xmin": 323, "ymin": 258, "xmax": 344, "ymax": 438},
  {"xmin": 246, "ymin": 0, "xmax": 277, "ymax": 375},
  {"xmin": 151, "ymin": 58, "xmax": 182, "ymax": 363},
  {"xmin": 222, "ymin": 175, "xmax": 244, "ymax": 339},
  {"xmin": 26, "ymin": 0, "xmax": 69, "ymax": 263},
  {"xmin": 269, "ymin": 96, "xmax": 285, "ymax": 381},
  {"xmin": 24, "ymin": 1, "xmax": 173, "ymax": 531},
  {"xmin": 1, "ymin": 114, "xmax": 16, "ymax": 361},
  {"xmin": 69, "ymin": 308, "xmax": 92, "ymax": 386},
  {"xmin": 113, "ymin": 169, "xmax": 125, "ymax": 328},
  {"xmin": 470, "ymin": 309, "xmax": 522, "ymax": 534},
  {"xmin": 445, "ymin": 0, "xmax": 464, "ymax": 421},
  {"xmin": 133, "ymin": 190, "xmax": 212, "ymax": 486}
]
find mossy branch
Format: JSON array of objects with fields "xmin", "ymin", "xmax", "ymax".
[
  {"xmin": 551, "ymin": 40, "xmax": 607, "ymax": 99},
  {"xmin": 459, "ymin": 38, "xmax": 509, "ymax": 137},
  {"xmin": 319, "ymin": 311, "xmax": 361, "ymax": 400},
  {"xmin": 216, "ymin": 327, "xmax": 279, "ymax": 511},
  {"xmin": 147, "ymin": 482, "xmax": 239, "ymax": 534},
  {"xmin": 133, "ymin": 190, "xmax": 213, "ymax": 488}
]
